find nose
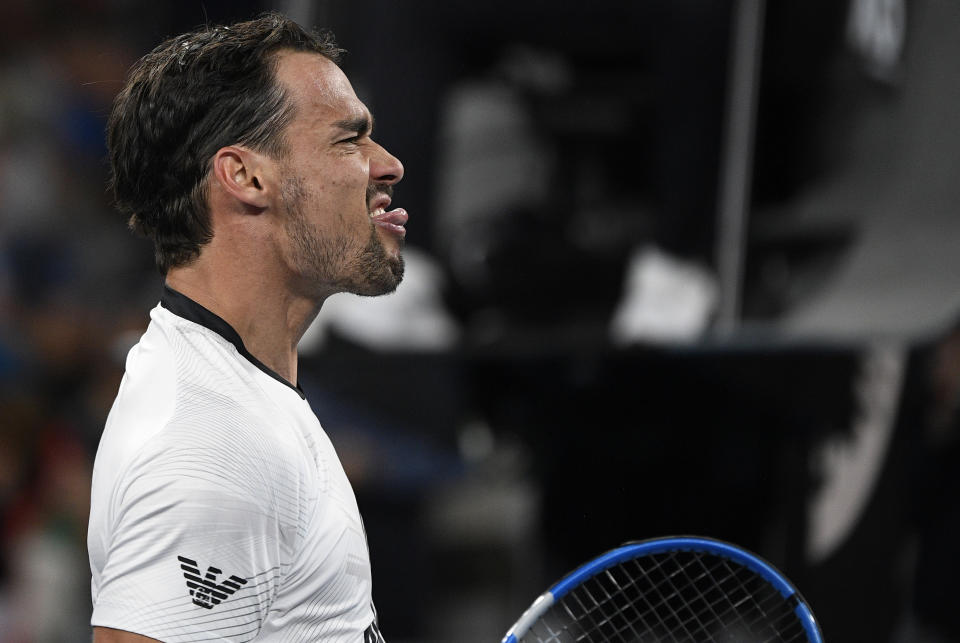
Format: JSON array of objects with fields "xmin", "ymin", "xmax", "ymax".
[{"xmin": 370, "ymin": 141, "xmax": 404, "ymax": 185}]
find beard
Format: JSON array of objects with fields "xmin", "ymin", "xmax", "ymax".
[{"xmin": 282, "ymin": 176, "xmax": 404, "ymax": 297}]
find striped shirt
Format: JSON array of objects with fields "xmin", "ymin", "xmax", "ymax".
[{"xmin": 88, "ymin": 286, "xmax": 384, "ymax": 642}]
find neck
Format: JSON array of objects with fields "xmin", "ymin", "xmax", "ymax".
[{"xmin": 165, "ymin": 264, "xmax": 323, "ymax": 387}]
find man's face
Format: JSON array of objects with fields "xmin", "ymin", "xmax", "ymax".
[{"xmin": 272, "ymin": 51, "xmax": 407, "ymax": 299}]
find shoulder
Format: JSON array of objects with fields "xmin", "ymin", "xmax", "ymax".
[
  {"xmin": 119, "ymin": 395, "xmax": 310, "ymax": 519},
  {"xmin": 147, "ymin": 405, "xmax": 302, "ymax": 484},
  {"xmin": 99, "ymin": 396, "xmax": 310, "ymax": 576},
  {"xmin": 96, "ymin": 306, "xmax": 312, "ymax": 535},
  {"xmin": 94, "ymin": 304, "xmax": 279, "ymax": 496}
]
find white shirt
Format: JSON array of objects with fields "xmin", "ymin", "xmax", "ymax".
[{"xmin": 88, "ymin": 286, "xmax": 385, "ymax": 642}]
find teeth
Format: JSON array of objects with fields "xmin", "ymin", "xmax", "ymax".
[{"xmin": 369, "ymin": 207, "xmax": 385, "ymax": 217}]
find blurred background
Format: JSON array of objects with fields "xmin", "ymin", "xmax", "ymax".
[{"xmin": 1, "ymin": 0, "xmax": 959, "ymax": 641}]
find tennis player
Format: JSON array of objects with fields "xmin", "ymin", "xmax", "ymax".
[{"xmin": 87, "ymin": 13, "xmax": 405, "ymax": 642}]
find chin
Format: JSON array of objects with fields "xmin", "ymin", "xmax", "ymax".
[{"xmin": 345, "ymin": 249, "xmax": 403, "ymax": 297}]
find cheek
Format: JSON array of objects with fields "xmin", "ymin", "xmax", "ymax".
[
  {"xmin": 302, "ymin": 157, "xmax": 371, "ymax": 220},
  {"xmin": 336, "ymin": 156, "xmax": 372, "ymax": 192}
]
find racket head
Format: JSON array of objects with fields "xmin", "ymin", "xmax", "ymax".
[{"xmin": 502, "ymin": 536, "xmax": 823, "ymax": 643}]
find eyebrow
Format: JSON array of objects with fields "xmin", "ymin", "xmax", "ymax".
[{"xmin": 333, "ymin": 113, "xmax": 374, "ymax": 136}]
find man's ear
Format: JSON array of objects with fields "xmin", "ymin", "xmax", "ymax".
[{"xmin": 211, "ymin": 146, "xmax": 273, "ymax": 209}]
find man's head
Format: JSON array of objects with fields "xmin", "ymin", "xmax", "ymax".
[
  {"xmin": 266, "ymin": 50, "xmax": 406, "ymax": 299},
  {"xmin": 108, "ymin": 12, "xmax": 406, "ymax": 296}
]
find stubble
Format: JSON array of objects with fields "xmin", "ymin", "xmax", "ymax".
[{"xmin": 282, "ymin": 176, "xmax": 404, "ymax": 297}]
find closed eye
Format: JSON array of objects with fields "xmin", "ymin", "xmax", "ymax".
[{"xmin": 333, "ymin": 114, "xmax": 374, "ymax": 145}]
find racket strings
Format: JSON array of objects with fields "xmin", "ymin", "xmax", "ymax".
[
  {"xmin": 520, "ymin": 550, "xmax": 808, "ymax": 643},
  {"xmin": 686, "ymin": 557, "xmax": 802, "ymax": 642}
]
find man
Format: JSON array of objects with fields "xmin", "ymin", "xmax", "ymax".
[{"xmin": 88, "ymin": 13, "xmax": 406, "ymax": 642}]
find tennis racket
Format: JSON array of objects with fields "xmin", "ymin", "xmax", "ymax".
[{"xmin": 502, "ymin": 536, "xmax": 823, "ymax": 643}]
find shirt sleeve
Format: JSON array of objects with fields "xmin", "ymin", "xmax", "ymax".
[{"xmin": 91, "ymin": 415, "xmax": 304, "ymax": 642}]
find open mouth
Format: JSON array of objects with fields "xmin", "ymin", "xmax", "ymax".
[{"xmin": 370, "ymin": 207, "xmax": 408, "ymax": 237}]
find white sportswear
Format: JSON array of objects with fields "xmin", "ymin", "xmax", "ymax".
[{"xmin": 88, "ymin": 286, "xmax": 385, "ymax": 642}]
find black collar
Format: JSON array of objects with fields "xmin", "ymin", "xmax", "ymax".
[{"xmin": 160, "ymin": 284, "xmax": 305, "ymax": 399}]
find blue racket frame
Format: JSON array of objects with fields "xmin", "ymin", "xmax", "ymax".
[{"xmin": 502, "ymin": 536, "xmax": 823, "ymax": 643}]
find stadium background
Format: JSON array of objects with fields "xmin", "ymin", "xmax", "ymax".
[{"xmin": 1, "ymin": 1, "xmax": 959, "ymax": 641}]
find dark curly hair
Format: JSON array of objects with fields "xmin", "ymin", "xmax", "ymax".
[{"xmin": 107, "ymin": 12, "xmax": 343, "ymax": 274}]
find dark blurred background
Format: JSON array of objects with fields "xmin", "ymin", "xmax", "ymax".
[{"xmin": 2, "ymin": 0, "xmax": 960, "ymax": 641}]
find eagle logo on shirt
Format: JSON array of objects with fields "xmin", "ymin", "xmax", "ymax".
[{"xmin": 177, "ymin": 555, "xmax": 248, "ymax": 609}]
